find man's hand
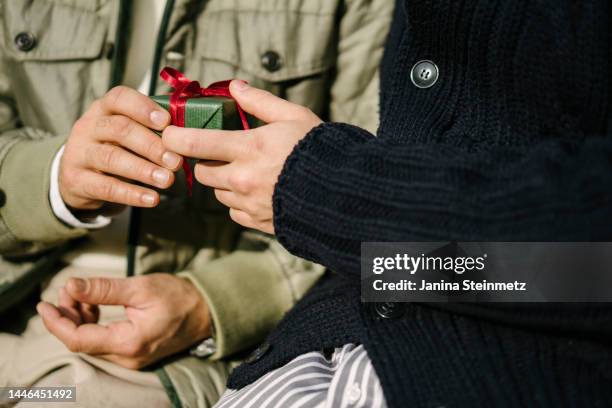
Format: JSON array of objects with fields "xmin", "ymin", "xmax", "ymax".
[
  {"xmin": 37, "ymin": 274, "xmax": 211, "ymax": 370},
  {"xmin": 60, "ymin": 86, "xmax": 183, "ymax": 211},
  {"xmin": 162, "ymin": 80, "xmax": 322, "ymax": 234}
]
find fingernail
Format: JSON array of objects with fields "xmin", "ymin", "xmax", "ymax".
[
  {"xmin": 142, "ymin": 193, "xmax": 156, "ymax": 205},
  {"xmin": 150, "ymin": 110, "xmax": 168, "ymax": 128},
  {"xmin": 162, "ymin": 151, "xmax": 181, "ymax": 169},
  {"xmin": 232, "ymin": 80, "xmax": 249, "ymax": 91},
  {"xmin": 71, "ymin": 278, "xmax": 87, "ymax": 293},
  {"xmin": 153, "ymin": 169, "xmax": 170, "ymax": 185}
]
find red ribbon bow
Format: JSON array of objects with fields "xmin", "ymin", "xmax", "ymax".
[{"xmin": 160, "ymin": 66, "xmax": 250, "ymax": 195}]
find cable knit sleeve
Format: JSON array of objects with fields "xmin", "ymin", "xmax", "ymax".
[{"xmin": 273, "ymin": 122, "xmax": 612, "ymax": 278}]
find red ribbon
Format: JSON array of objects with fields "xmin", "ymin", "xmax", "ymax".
[{"xmin": 160, "ymin": 66, "xmax": 250, "ymax": 195}]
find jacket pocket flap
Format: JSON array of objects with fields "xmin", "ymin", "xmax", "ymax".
[
  {"xmin": 2, "ymin": 0, "xmax": 107, "ymax": 62},
  {"xmin": 199, "ymin": 8, "xmax": 336, "ymax": 82}
]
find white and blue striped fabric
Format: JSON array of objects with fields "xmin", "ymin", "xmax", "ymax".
[{"xmin": 213, "ymin": 344, "xmax": 387, "ymax": 408}]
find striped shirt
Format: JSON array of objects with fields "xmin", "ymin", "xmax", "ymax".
[{"xmin": 213, "ymin": 344, "xmax": 387, "ymax": 408}]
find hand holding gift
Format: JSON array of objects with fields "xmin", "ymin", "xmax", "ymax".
[
  {"xmin": 59, "ymin": 67, "xmax": 255, "ymax": 213},
  {"xmin": 162, "ymin": 80, "xmax": 322, "ymax": 234},
  {"xmin": 152, "ymin": 67, "xmax": 251, "ymax": 195},
  {"xmin": 60, "ymin": 86, "xmax": 183, "ymax": 212}
]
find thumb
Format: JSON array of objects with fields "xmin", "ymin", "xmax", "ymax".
[
  {"xmin": 66, "ymin": 277, "xmax": 134, "ymax": 306},
  {"xmin": 229, "ymin": 80, "xmax": 306, "ymax": 123}
]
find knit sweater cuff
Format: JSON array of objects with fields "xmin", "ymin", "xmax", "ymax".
[{"xmin": 273, "ymin": 122, "xmax": 373, "ymax": 264}]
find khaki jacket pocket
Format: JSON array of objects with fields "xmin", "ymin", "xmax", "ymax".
[
  {"xmin": 194, "ymin": 2, "xmax": 337, "ymax": 117},
  {"xmin": 1, "ymin": 0, "xmax": 108, "ymax": 62},
  {"xmin": 1, "ymin": 0, "xmax": 111, "ymax": 134}
]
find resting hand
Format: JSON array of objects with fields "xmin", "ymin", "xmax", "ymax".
[
  {"xmin": 162, "ymin": 80, "xmax": 322, "ymax": 234},
  {"xmin": 37, "ymin": 274, "xmax": 211, "ymax": 369}
]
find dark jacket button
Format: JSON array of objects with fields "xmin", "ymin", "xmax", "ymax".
[
  {"xmin": 245, "ymin": 341, "xmax": 271, "ymax": 364},
  {"xmin": 14, "ymin": 32, "xmax": 36, "ymax": 52},
  {"xmin": 0, "ymin": 189, "xmax": 5, "ymax": 208},
  {"xmin": 261, "ymin": 51, "xmax": 282, "ymax": 72},
  {"xmin": 374, "ymin": 302, "xmax": 405, "ymax": 319},
  {"xmin": 410, "ymin": 60, "xmax": 439, "ymax": 88}
]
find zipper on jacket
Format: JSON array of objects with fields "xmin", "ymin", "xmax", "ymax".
[{"xmin": 126, "ymin": 0, "xmax": 175, "ymax": 277}]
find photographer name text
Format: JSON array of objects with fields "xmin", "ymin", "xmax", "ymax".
[{"xmin": 373, "ymin": 279, "xmax": 527, "ymax": 291}]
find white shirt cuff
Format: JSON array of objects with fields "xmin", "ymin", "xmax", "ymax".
[{"xmin": 49, "ymin": 146, "xmax": 112, "ymax": 229}]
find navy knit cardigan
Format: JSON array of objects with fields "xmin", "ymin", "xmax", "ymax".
[{"xmin": 228, "ymin": 1, "xmax": 612, "ymax": 406}]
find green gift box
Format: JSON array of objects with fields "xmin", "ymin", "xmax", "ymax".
[{"xmin": 150, "ymin": 95, "xmax": 247, "ymax": 130}]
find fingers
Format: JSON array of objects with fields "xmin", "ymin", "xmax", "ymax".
[
  {"xmin": 92, "ymin": 115, "xmax": 183, "ymax": 171},
  {"xmin": 214, "ymin": 189, "xmax": 245, "ymax": 211},
  {"xmin": 194, "ymin": 161, "xmax": 232, "ymax": 190},
  {"xmin": 58, "ymin": 287, "xmax": 99, "ymax": 325},
  {"xmin": 39, "ymin": 279, "xmax": 142, "ymax": 359},
  {"xmin": 83, "ymin": 143, "xmax": 174, "ymax": 189},
  {"xmin": 162, "ymin": 126, "xmax": 248, "ymax": 162},
  {"xmin": 66, "ymin": 277, "xmax": 135, "ymax": 306},
  {"xmin": 229, "ymin": 80, "xmax": 312, "ymax": 123},
  {"xmin": 229, "ymin": 208, "xmax": 274, "ymax": 234},
  {"xmin": 58, "ymin": 287, "xmax": 82, "ymax": 325},
  {"xmin": 78, "ymin": 302, "xmax": 100, "ymax": 324},
  {"xmin": 71, "ymin": 170, "xmax": 159, "ymax": 208},
  {"xmin": 229, "ymin": 208, "xmax": 258, "ymax": 229},
  {"xmin": 93, "ymin": 86, "xmax": 171, "ymax": 131},
  {"xmin": 37, "ymin": 301, "xmax": 130, "ymax": 355}
]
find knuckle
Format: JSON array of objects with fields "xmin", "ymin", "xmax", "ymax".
[
  {"xmin": 229, "ymin": 171, "xmax": 253, "ymax": 194},
  {"xmin": 105, "ymin": 86, "xmax": 128, "ymax": 106},
  {"xmin": 60, "ymin": 171, "xmax": 77, "ymax": 195},
  {"xmin": 59, "ymin": 159, "xmax": 77, "ymax": 188},
  {"xmin": 246, "ymin": 201, "xmax": 261, "ymax": 219},
  {"xmin": 83, "ymin": 144, "xmax": 98, "ymax": 167},
  {"xmin": 110, "ymin": 116, "xmax": 133, "ymax": 139},
  {"xmin": 137, "ymin": 161, "xmax": 153, "ymax": 182},
  {"xmin": 144, "ymin": 137, "xmax": 164, "ymax": 162},
  {"xmin": 93, "ymin": 180, "xmax": 115, "ymax": 201},
  {"xmin": 80, "ymin": 177, "xmax": 95, "ymax": 198},
  {"xmin": 62, "ymin": 141, "xmax": 80, "ymax": 161},
  {"xmin": 98, "ymin": 144, "xmax": 119, "ymax": 170},
  {"xmin": 71, "ymin": 117, "xmax": 90, "ymax": 138},
  {"xmin": 248, "ymin": 134, "xmax": 266, "ymax": 154},
  {"xmin": 89, "ymin": 100, "xmax": 103, "ymax": 113},
  {"xmin": 185, "ymin": 135, "xmax": 200, "ymax": 156},
  {"xmin": 91, "ymin": 279, "xmax": 112, "ymax": 303},
  {"xmin": 182, "ymin": 134, "xmax": 201, "ymax": 157},
  {"xmin": 94, "ymin": 116, "xmax": 112, "ymax": 131},
  {"xmin": 130, "ymin": 188, "xmax": 148, "ymax": 206}
]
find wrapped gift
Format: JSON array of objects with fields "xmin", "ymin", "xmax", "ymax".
[
  {"xmin": 151, "ymin": 67, "xmax": 250, "ymax": 194},
  {"xmin": 150, "ymin": 94, "xmax": 245, "ymax": 131}
]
